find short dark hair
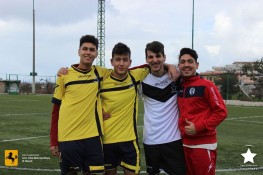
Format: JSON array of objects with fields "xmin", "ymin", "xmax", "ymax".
[
  {"xmin": 79, "ymin": 35, "xmax": 98, "ymax": 49},
  {"xmin": 179, "ymin": 48, "xmax": 198, "ymax": 61},
  {"xmin": 145, "ymin": 41, "xmax": 165, "ymax": 57},
  {"xmin": 112, "ymin": 42, "xmax": 131, "ymax": 58}
]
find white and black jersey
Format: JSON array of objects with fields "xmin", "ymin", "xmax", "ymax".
[{"xmin": 141, "ymin": 73, "xmax": 181, "ymax": 145}]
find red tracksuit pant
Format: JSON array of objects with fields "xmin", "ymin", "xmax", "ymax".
[{"xmin": 183, "ymin": 147, "xmax": 217, "ymax": 175}]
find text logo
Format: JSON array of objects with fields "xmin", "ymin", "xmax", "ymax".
[
  {"xmin": 241, "ymin": 148, "xmax": 257, "ymax": 164},
  {"xmin": 5, "ymin": 150, "xmax": 18, "ymax": 166}
]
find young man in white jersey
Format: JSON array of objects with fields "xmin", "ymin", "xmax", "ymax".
[{"xmin": 141, "ymin": 41, "xmax": 186, "ymax": 175}]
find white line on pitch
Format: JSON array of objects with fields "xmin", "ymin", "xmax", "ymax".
[
  {"xmin": 216, "ymin": 167, "xmax": 263, "ymax": 172},
  {"xmin": 0, "ymin": 135, "xmax": 49, "ymax": 143},
  {"xmin": 0, "ymin": 99, "xmax": 39, "ymax": 102},
  {"xmin": 0, "ymin": 113, "xmax": 49, "ymax": 117},
  {"xmin": 0, "ymin": 166, "xmax": 60, "ymax": 172},
  {"xmin": 0, "ymin": 166, "xmax": 262, "ymax": 173},
  {"xmin": 226, "ymin": 115, "xmax": 263, "ymax": 120},
  {"xmin": 232, "ymin": 120, "xmax": 263, "ymax": 124}
]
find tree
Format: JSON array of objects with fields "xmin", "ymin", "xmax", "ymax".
[
  {"xmin": 45, "ymin": 79, "xmax": 55, "ymax": 94},
  {"xmin": 218, "ymin": 72, "xmax": 239, "ymax": 100},
  {"xmin": 242, "ymin": 58, "xmax": 263, "ymax": 100},
  {"xmin": 19, "ymin": 82, "xmax": 31, "ymax": 94},
  {"xmin": 37, "ymin": 78, "xmax": 55, "ymax": 94}
]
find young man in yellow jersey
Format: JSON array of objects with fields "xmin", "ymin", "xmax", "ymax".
[
  {"xmin": 50, "ymin": 35, "xmax": 111, "ymax": 175},
  {"xmin": 101, "ymin": 43, "xmax": 149, "ymax": 175}
]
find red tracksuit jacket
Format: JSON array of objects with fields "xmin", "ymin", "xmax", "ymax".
[{"xmin": 177, "ymin": 74, "xmax": 227, "ymax": 145}]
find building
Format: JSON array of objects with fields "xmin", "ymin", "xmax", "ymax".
[
  {"xmin": 0, "ymin": 80, "xmax": 20, "ymax": 94},
  {"xmin": 200, "ymin": 61, "xmax": 260, "ymax": 97}
]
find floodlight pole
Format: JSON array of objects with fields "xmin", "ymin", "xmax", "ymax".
[
  {"xmin": 227, "ymin": 72, "xmax": 230, "ymax": 100},
  {"xmin": 32, "ymin": 0, "xmax": 36, "ymax": 94},
  {"xmin": 96, "ymin": 0, "xmax": 106, "ymax": 67},
  {"xmin": 191, "ymin": 0, "xmax": 195, "ymax": 49}
]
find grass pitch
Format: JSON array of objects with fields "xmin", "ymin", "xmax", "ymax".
[{"xmin": 0, "ymin": 94, "xmax": 262, "ymax": 175}]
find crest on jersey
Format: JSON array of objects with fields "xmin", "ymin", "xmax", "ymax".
[
  {"xmin": 189, "ymin": 87, "xmax": 195, "ymax": 95},
  {"xmin": 171, "ymin": 84, "xmax": 177, "ymax": 93}
]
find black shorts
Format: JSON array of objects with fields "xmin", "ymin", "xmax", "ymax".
[
  {"xmin": 143, "ymin": 139, "xmax": 186, "ymax": 175},
  {"xmin": 103, "ymin": 140, "xmax": 140, "ymax": 173},
  {"xmin": 59, "ymin": 136, "xmax": 104, "ymax": 175}
]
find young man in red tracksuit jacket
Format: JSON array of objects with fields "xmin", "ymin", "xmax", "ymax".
[{"xmin": 177, "ymin": 48, "xmax": 227, "ymax": 175}]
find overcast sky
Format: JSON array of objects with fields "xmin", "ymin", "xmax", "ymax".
[{"xmin": 1, "ymin": 0, "xmax": 263, "ymax": 82}]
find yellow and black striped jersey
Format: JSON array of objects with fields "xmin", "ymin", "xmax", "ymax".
[
  {"xmin": 101, "ymin": 67, "xmax": 149, "ymax": 144},
  {"xmin": 52, "ymin": 65, "xmax": 111, "ymax": 142}
]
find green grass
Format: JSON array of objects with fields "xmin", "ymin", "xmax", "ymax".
[
  {"xmin": 216, "ymin": 106, "xmax": 263, "ymax": 174},
  {"xmin": 0, "ymin": 95, "xmax": 262, "ymax": 175}
]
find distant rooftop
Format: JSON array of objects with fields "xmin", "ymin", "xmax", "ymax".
[
  {"xmin": 233, "ymin": 61, "xmax": 254, "ymax": 64},
  {"xmin": 200, "ymin": 71, "xmax": 225, "ymax": 76}
]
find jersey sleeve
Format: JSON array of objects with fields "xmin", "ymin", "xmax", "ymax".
[
  {"xmin": 95, "ymin": 66, "xmax": 112, "ymax": 80},
  {"xmin": 52, "ymin": 76, "xmax": 65, "ymax": 104},
  {"xmin": 129, "ymin": 64, "xmax": 149, "ymax": 70},
  {"xmin": 195, "ymin": 82, "xmax": 227, "ymax": 132},
  {"xmin": 130, "ymin": 67, "xmax": 150, "ymax": 82},
  {"xmin": 50, "ymin": 104, "xmax": 60, "ymax": 146},
  {"xmin": 50, "ymin": 76, "xmax": 64, "ymax": 146}
]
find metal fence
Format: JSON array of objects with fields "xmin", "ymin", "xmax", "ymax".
[{"xmin": 0, "ymin": 73, "xmax": 56, "ymax": 94}]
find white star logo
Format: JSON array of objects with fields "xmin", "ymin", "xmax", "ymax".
[{"xmin": 241, "ymin": 148, "xmax": 257, "ymax": 163}]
